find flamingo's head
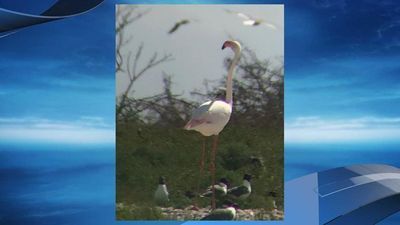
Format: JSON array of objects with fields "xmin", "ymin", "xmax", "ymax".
[{"xmin": 222, "ymin": 40, "xmax": 241, "ymax": 53}]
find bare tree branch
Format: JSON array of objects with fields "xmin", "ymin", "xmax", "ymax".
[
  {"xmin": 115, "ymin": 6, "xmax": 173, "ymax": 118},
  {"xmin": 116, "ymin": 6, "xmax": 151, "ymax": 72},
  {"xmin": 117, "ymin": 39, "xmax": 283, "ymax": 129}
]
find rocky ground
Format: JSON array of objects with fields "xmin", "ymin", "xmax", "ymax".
[{"xmin": 116, "ymin": 203, "xmax": 284, "ymax": 220}]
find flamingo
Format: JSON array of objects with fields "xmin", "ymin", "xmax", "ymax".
[{"xmin": 184, "ymin": 40, "xmax": 241, "ymax": 209}]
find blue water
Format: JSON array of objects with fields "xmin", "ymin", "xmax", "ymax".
[{"xmin": 0, "ymin": 142, "xmax": 399, "ymax": 224}]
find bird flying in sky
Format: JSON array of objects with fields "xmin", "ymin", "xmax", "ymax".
[
  {"xmin": 224, "ymin": 9, "xmax": 278, "ymax": 30},
  {"xmin": 168, "ymin": 19, "xmax": 190, "ymax": 34}
]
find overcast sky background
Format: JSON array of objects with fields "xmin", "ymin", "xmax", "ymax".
[{"xmin": 116, "ymin": 4, "xmax": 284, "ymax": 98}]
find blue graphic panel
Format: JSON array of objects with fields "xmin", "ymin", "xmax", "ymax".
[
  {"xmin": 0, "ymin": 0, "xmax": 103, "ymax": 35},
  {"xmin": 1, "ymin": 0, "xmax": 400, "ymax": 224}
]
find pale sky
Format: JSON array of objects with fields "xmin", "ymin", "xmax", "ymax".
[{"xmin": 116, "ymin": 4, "xmax": 284, "ymax": 99}]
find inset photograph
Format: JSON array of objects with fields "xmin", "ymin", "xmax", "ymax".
[{"xmin": 116, "ymin": 4, "xmax": 284, "ymax": 220}]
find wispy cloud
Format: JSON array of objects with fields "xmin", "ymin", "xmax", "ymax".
[
  {"xmin": 285, "ymin": 116, "xmax": 400, "ymax": 143},
  {"xmin": 0, "ymin": 116, "xmax": 114, "ymax": 144},
  {"xmin": 337, "ymin": 90, "xmax": 400, "ymax": 105}
]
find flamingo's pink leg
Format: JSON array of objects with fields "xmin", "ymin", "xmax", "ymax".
[
  {"xmin": 210, "ymin": 135, "xmax": 219, "ymax": 210},
  {"xmin": 194, "ymin": 136, "xmax": 207, "ymax": 210},
  {"xmin": 200, "ymin": 136, "xmax": 206, "ymax": 180}
]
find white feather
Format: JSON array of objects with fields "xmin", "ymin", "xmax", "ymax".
[
  {"xmin": 185, "ymin": 100, "xmax": 232, "ymax": 136},
  {"xmin": 243, "ymin": 20, "xmax": 256, "ymax": 26},
  {"xmin": 154, "ymin": 184, "xmax": 169, "ymax": 203}
]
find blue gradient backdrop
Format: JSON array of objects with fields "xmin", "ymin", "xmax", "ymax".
[{"xmin": 0, "ymin": 0, "xmax": 399, "ymax": 224}]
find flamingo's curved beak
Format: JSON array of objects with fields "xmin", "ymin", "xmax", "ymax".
[
  {"xmin": 222, "ymin": 40, "xmax": 234, "ymax": 50},
  {"xmin": 222, "ymin": 41, "xmax": 230, "ymax": 50}
]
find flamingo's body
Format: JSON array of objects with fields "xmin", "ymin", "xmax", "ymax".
[
  {"xmin": 184, "ymin": 40, "xmax": 241, "ymax": 135},
  {"xmin": 184, "ymin": 100, "xmax": 232, "ymax": 136},
  {"xmin": 184, "ymin": 40, "xmax": 241, "ymax": 209}
]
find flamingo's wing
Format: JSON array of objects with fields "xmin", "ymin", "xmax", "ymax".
[{"xmin": 184, "ymin": 100, "xmax": 213, "ymax": 129}]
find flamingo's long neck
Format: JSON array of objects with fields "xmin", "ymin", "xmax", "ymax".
[{"xmin": 225, "ymin": 50, "xmax": 241, "ymax": 105}]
